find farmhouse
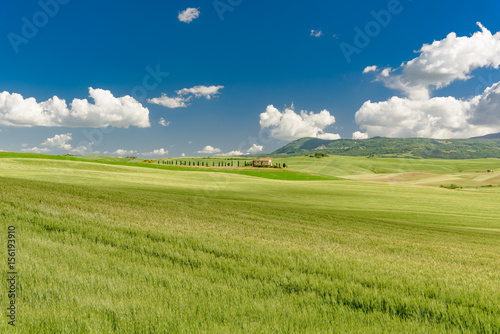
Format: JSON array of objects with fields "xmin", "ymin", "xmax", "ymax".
[{"xmin": 253, "ymin": 159, "xmax": 272, "ymax": 167}]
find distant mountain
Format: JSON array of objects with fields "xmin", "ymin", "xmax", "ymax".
[
  {"xmin": 470, "ymin": 132, "xmax": 500, "ymax": 139},
  {"xmin": 271, "ymin": 137, "xmax": 500, "ymax": 159}
]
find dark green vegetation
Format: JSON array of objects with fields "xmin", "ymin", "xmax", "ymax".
[
  {"xmin": 0, "ymin": 155, "xmax": 499, "ymax": 333},
  {"xmin": 273, "ymin": 137, "xmax": 500, "ymax": 159}
]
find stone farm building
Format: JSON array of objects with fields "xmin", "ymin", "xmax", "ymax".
[{"xmin": 253, "ymin": 159, "xmax": 272, "ymax": 167}]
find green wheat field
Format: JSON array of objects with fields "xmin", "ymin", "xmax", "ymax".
[{"xmin": 1, "ymin": 152, "xmax": 499, "ymax": 333}]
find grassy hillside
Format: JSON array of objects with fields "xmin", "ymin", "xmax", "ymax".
[
  {"xmin": 0, "ymin": 152, "xmax": 335, "ymax": 181},
  {"xmin": 0, "ymin": 155, "xmax": 499, "ymax": 333},
  {"xmin": 274, "ymin": 155, "xmax": 500, "ymax": 188},
  {"xmin": 273, "ymin": 137, "xmax": 500, "ymax": 159}
]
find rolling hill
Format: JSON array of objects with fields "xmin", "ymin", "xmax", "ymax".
[
  {"xmin": 272, "ymin": 137, "xmax": 500, "ymax": 159},
  {"xmin": 471, "ymin": 132, "xmax": 500, "ymax": 139},
  {"xmin": 0, "ymin": 154, "xmax": 499, "ymax": 332}
]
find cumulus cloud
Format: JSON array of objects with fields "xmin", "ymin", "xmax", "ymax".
[
  {"xmin": 142, "ymin": 148, "xmax": 168, "ymax": 156},
  {"xmin": 355, "ymin": 81, "xmax": 500, "ymax": 138},
  {"xmin": 469, "ymin": 81, "xmax": 500, "ymax": 125},
  {"xmin": 113, "ymin": 149, "xmax": 137, "ymax": 156},
  {"xmin": 197, "ymin": 145, "xmax": 221, "ymax": 154},
  {"xmin": 310, "ymin": 30, "xmax": 323, "ymax": 37},
  {"xmin": 71, "ymin": 145, "xmax": 92, "ymax": 155},
  {"xmin": 178, "ymin": 8, "xmax": 200, "ymax": 23},
  {"xmin": 216, "ymin": 150, "xmax": 249, "ymax": 156},
  {"xmin": 148, "ymin": 95, "xmax": 188, "ymax": 109},
  {"xmin": 352, "ymin": 131, "xmax": 369, "ymax": 139},
  {"xmin": 41, "ymin": 133, "xmax": 73, "ymax": 150},
  {"xmin": 181, "ymin": 153, "xmax": 186, "ymax": 157},
  {"xmin": 21, "ymin": 146, "xmax": 50, "ymax": 153},
  {"xmin": 20, "ymin": 133, "xmax": 92, "ymax": 154},
  {"xmin": 176, "ymin": 85, "xmax": 224, "ymax": 100},
  {"xmin": 259, "ymin": 105, "xmax": 340, "ymax": 141},
  {"xmin": 368, "ymin": 23, "xmax": 500, "ymax": 99},
  {"xmin": 0, "ymin": 88, "xmax": 150, "ymax": 128},
  {"xmin": 247, "ymin": 144, "xmax": 263, "ymax": 153},
  {"xmin": 363, "ymin": 66, "xmax": 378, "ymax": 74},
  {"xmin": 380, "ymin": 68, "xmax": 391, "ymax": 77},
  {"xmin": 317, "ymin": 133, "xmax": 341, "ymax": 140},
  {"xmin": 148, "ymin": 85, "xmax": 223, "ymax": 109},
  {"xmin": 357, "ymin": 24, "xmax": 500, "ymax": 139},
  {"xmin": 158, "ymin": 118, "xmax": 170, "ymax": 126}
]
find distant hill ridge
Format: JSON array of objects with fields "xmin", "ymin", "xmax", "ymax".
[
  {"xmin": 271, "ymin": 137, "xmax": 500, "ymax": 159},
  {"xmin": 470, "ymin": 132, "xmax": 500, "ymax": 139}
]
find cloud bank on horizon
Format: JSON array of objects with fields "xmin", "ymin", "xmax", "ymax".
[
  {"xmin": 357, "ymin": 22, "xmax": 500, "ymax": 139},
  {"xmin": 22, "ymin": 132, "xmax": 170, "ymax": 157}
]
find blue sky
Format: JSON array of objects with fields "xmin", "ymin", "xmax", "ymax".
[{"xmin": 1, "ymin": 0, "xmax": 500, "ymax": 157}]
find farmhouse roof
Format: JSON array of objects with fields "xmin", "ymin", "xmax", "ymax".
[{"xmin": 253, "ymin": 159, "xmax": 272, "ymax": 161}]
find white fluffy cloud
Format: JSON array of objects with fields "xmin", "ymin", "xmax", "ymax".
[
  {"xmin": 197, "ymin": 145, "xmax": 221, "ymax": 154},
  {"xmin": 142, "ymin": 148, "xmax": 169, "ymax": 156},
  {"xmin": 363, "ymin": 66, "xmax": 378, "ymax": 74},
  {"xmin": 42, "ymin": 133, "xmax": 73, "ymax": 150},
  {"xmin": 355, "ymin": 81, "xmax": 500, "ymax": 138},
  {"xmin": 259, "ymin": 105, "xmax": 340, "ymax": 141},
  {"xmin": 352, "ymin": 131, "xmax": 369, "ymax": 139},
  {"xmin": 380, "ymin": 68, "xmax": 391, "ymax": 78},
  {"xmin": 247, "ymin": 144, "xmax": 263, "ymax": 153},
  {"xmin": 317, "ymin": 133, "xmax": 341, "ymax": 140},
  {"xmin": 469, "ymin": 81, "xmax": 500, "ymax": 125},
  {"xmin": 357, "ymin": 23, "xmax": 500, "ymax": 139},
  {"xmin": 310, "ymin": 30, "xmax": 323, "ymax": 37},
  {"xmin": 148, "ymin": 85, "xmax": 223, "ymax": 109},
  {"xmin": 158, "ymin": 118, "xmax": 170, "ymax": 126},
  {"xmin": 366, "ymin": 23, "xmax": 500, "ymax": 99},
  {"xmin": 176, "ymin": 85, "xmax": 224, "ymax": 100},
  {"xmin": 20, "ymin": 133, "xmax": 93, "ymax": 154},
  {"xmin": 71, "ymin": 145, "xmax": 92, "ymax": 155},
  {"xmin": 148, "ymin": 95, "xmax": 188, "ymax": 109},
  {"xmin": 216, "ymin": 150, "xmax": 249, "ymax": 156},
  {"xmin": 113, "ymin": 149, "xmax": 137, "ymax": 156},
  {"xmin": 0, "ymin": 88, "xmax": 150, "ymax": 128},
  {"xmin": 178, "ymin": 8, "xmax": 200, "ymax": 23},
  {"xmin": 21, "ymin": 146, "xmax": 50, "ymax": 153}
]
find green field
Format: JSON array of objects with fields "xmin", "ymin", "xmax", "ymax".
[{"xmin": 1, "ymin": 154, "xmax": 499, "ymax": 333}]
